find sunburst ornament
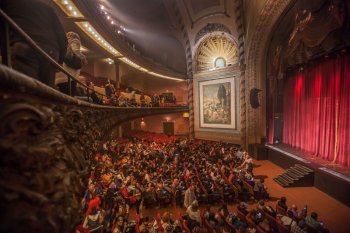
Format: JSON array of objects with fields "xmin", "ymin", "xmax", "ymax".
[{"xmin": 195, "ymin": 36, "xmax": 239, "ymax": 72}]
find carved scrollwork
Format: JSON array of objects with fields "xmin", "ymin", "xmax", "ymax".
[
  {"xmin": 0, "ymin": 103, "xmax": 54, "ymax": 147},
  {"xmin": 0, "ymin": 102, "xmax": 84, "ymax": 233}
]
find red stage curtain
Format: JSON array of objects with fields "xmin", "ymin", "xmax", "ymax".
[{"xmin": 283, "ymin": 53, "xmax": 350, "ymax": 168}]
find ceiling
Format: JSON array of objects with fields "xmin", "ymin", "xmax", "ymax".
[{"xmin": 63, "ymin": 0, "xmax": 241, "ymax": 77}]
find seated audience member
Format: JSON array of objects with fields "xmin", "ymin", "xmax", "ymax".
[
  {"xmin": 161, "ymin": 212, "xmax": 180, "ymax": 233},
  {"xmin": 237, "ymin": 202, "xmax": 249, "ymax": 216},
  {"xmin": 81, "ymin": 183, "xmax": 100, "ymax": 210},
  {"xmin": 113, "ymin": 215, "xmax": 127, "ymax": 233},
  {"xmin": 139, "ymin": 217, "xmax": 157, "ymax": 233},
  {"xmin": 254, "ymin": 179, "xmax": 269, "ymax": 200},
  {"xmin": 280, "ymin": 210, "xmax": 297, "ymax": 229},
  {"xmin": 288, "ymin": 204, "xmax": 299, "ymax": 219},
  {"xmin": 186, "ymin": 200, "xmax": 202, "ymax": 229},
  {"xmin": 257, "ymin": 200, "xmax": 276, "ymax": 217},
  {"xmin": 222, "ymin": 226, "xmax": 230, "ymax": 233},
  {"xmin": 105, "ymin": 79, "xmax": 115, "ymax": 98},
  {"xmin": 258, "ymin": 218, "xmax": 271, "ymax": 232},
  {"xmin": 140, "ymin": 92, "xmax": 146, "ymax": 106},
  {"xmin": 277, "ymin": 197, "xmax": 288, "ymax": 212},
  {"xmin": 291, "ymin": 220, "xmax": 307, "ymax": 233},
  {"xmin": 247, "ymin": 209, "xmax": 262, "ymax": 224},
  {"xmin": 86, "ymin": 81, "xmax": 101, "ymax": 104},
  {"xmin": 204, "ymin": 206, "xmax": 217, "ymax": 228},
  {"xmin": 118, "ymin": 95, "xmax": 128, "ymax": 107},
  {"xmin": 305, "ymin": 212, "xmax": 326, "ymax": 231},
  {"xmin": 82, "ymin": 206, "xmax": 103, "ymax": 231}
]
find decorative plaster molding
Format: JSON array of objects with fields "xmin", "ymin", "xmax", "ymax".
[{"xmin": 195, "ymin": 23, "xmax": 232, "ymax": 43}]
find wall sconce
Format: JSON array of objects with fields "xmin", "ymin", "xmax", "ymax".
[{"xmin": 183, "ymin": 112, "xmax": 189, "ymax": 118}]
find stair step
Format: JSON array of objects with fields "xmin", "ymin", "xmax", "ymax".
[
  {"xmin": 287, "ymin": 169, "xmax": 304, "ymax": 178},
  {"xmin": 295, "ymin": 164, "xmax": 313, "ymax": 173},
  {"xmin": 280, "ymin": 174, "xmax": 295, "ymax": 183},
  {"xmin": 283, "ymin": 173, "xmax": 299, "ymax": 181},
  {"xmin": 285, "ymin": 170, "xmax": 301, "ymax": 179},
  {"xmin": 273, "ymin": 178, "xmax": 287, "ymax": 187},
  {"xmin": 292, "ymin": 166, "xmax": 310, "ymax": 175},
  {"xmin": 276, "ymin": 176, "xmax": 292, "ymax": 185},
  {"xmin": 274, "ymin": 177, "xmax": 288, "ymax": 187}
]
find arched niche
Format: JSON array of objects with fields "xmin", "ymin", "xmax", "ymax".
[{"xmin": 193, "ymin": 32, "xmax": 239, "ymax": 73}]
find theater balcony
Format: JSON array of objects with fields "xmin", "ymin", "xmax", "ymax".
[{"xmin": 0, "ymin": 64, "xmax": 188, "ymax": 232}]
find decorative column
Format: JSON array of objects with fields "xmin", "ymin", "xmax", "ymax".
[
  {"xmin": 239, "ymin": 66, "xmax": 247, "ymax": 149},
  {"xmin": 187, "ymin": 75, "xmax": 195, "ymax": 138},
  {"xmin": 114, "ymin": 59, "xmax": 120, "ymax": 88}
]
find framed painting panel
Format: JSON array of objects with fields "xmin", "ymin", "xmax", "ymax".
[{"xmin": 199, "ymin": 77, "xmax": 236, "ymax": 129}]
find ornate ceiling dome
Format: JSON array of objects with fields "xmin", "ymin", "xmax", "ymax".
[{"xmin": 195, "ymin": 34, "xmax": 239, "ymax": 72}]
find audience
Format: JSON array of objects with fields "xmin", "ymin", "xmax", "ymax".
[{"xmin": 72, "ymin": 132, "xmax": 328, "ymax": 233}]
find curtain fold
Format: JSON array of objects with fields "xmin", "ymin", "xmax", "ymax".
[{"xmin": 283, "ymin": 53, "xmax": 349, "ymax": 167}]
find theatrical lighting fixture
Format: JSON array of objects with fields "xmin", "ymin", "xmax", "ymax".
[{"xmin": 106, "ymin": 58, "xmax": 114, "ymax": 65}]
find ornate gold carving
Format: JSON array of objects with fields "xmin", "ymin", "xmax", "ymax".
[{"xmin": 195, "ymin": 35, "xmax": 239, "ymax": 72}]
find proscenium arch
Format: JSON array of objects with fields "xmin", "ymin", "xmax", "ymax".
[
  {"xmin": 193, "ymin": 32, "xmax": 239, "ymax": 73},
  {"xmin": 245, "ymin": 0, "xmax": 295, "ymax": 145}
]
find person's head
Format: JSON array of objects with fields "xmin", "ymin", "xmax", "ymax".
[
  {"xmin": 280, "ymin": 197, "xmax": 287, "ymax": 204},
  {"xmin": 162, "ymin": 212, "xmax": 171, "ymax": 222},
  {"xmin": 117, "ymin": 216, "xmax": 124, "ymax": 226},
  {"xmin": 239, "ymin": 202, "xmax": 247, "ymax": 209},
  {"xmin": 286, "ymin": 210, "xmax": 294, "ymax": 218},
  {"xmin": 311, "ymin": 212, "xmax": 318, "ymax": 220},
  {"xmin": 90, "ymin": 206, "xmax": 97, "ymax": 215},
  {"xmin": 259, "ymin": 200, "xmax": 265, "ymax": 206},
  {"xmin": 66, "ymin": 31, "xmax": 80, "ymax": 41},
  {"xmin": 291, "ymin": 204, "xmax": 297, "ymax": 211},
  {"xmin": 238, "ymin": 225, "xmax": 247, "ymax": 233},
  {"xmin": 262, "ymin": 218, "xmax": 270, "ymax": 225},
  {"xmin": 192, "ymin": 227, "xmax": 201, "ymax": 233},
  {"xmin": 191, "ymin": 200, "xmax": 199, "ymax": 211},
  {"xmin": 88, "ymin": 183, "xmax": 95, "ymax": 192},
  {"xmin": 222, "ymin": 226, "xmax": 230, "ymax": 233}
]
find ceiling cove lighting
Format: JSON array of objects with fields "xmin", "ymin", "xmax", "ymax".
[{"xmin": 53, "ymin": 0, "xmax": 184, "ymax": 81}]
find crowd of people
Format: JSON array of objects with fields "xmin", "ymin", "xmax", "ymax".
[{"xmin": 75, "ymin": 133, "xmax": 329, "ymax": 233}]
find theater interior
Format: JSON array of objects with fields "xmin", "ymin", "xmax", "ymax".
[{"xmin": 0, "ymin": 0, "xmax": 350, "ymax": 233}]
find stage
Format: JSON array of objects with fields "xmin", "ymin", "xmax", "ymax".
[{"xmin": 261, "ymin": 144, "xmax": 350, "ymax": 206}]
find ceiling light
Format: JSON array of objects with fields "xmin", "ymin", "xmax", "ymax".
[{"xmin": 54, "ymin": 1, "xmax": 184, "ymax": 81}]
